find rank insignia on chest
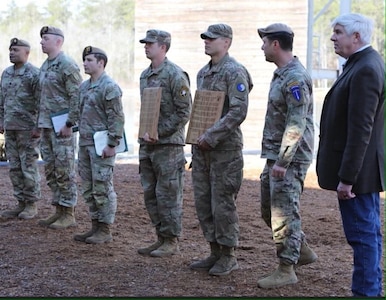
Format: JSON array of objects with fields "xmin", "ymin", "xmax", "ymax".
[{"xmin": 289, "ymin": 82, "xmax": 301, "ymax": 101}]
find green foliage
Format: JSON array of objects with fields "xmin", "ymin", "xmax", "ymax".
[
  {"xmin": 352, "ymin": 0, "xmax": 385, "ymax": 57},
  {"xmin": 0, "ymin": 0, "xmax": 383, "ymax": 86},
  {"xmin": 0, "ymin": 0, "xmax": 135, "ymax": 86},
  {"xmin": 313, "ymin": 0, "xmax": 385, "ymax": 71},
  {"xmin": 44, "ymin": 0, "xmax": 72, "ymax": 27}
]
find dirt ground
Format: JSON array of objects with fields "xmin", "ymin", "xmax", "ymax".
[{"xmin": 0, "ymin": 154, "xmax": 384, "ymax": 298}]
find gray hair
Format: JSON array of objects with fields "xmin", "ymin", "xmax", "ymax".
[{"xmin": 331, "ymin": 13, "xmax": 374, "ymax": 44}]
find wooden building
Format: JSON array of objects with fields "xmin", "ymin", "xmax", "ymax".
[{"xmin": 129, "ymin": 0, "xmax": 309, "ymax": 152}]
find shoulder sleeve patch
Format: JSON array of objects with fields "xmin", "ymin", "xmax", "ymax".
[
  {"xmin": 106, "ymin": 85, "xmax": 122, "ymax": 101},
  {"xmin": 236, "ymin": 83, "xmax": 246, "ymax": 92},
  {"xmin": 288, "ymin": 81, "xmax": 301, "ymax": 101},
  {"xmin": 180, "ymin": 86, "xmax": 189, "ymax": 97}
]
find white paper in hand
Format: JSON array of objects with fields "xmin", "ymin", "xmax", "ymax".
[
  {"xmin": 93, "ymin": 130, "xmax": 128, "ymax": 156},
  {"xmin": 50, "ymin": 110, "xmax": 78, "ymax": 134}
]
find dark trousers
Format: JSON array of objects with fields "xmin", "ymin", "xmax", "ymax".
[{"xmin": 338, "ymin": 192, "xmax": 383, "ymax": 297}]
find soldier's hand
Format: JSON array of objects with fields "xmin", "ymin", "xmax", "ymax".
[
  {"xmin": 59, "ymin": 125, "xmax": 72, "ymax": 137},
  {"xmin": 31, "ymin": 128, "xmax": 41, "ymax": 138},
  {"xmin": 272, "ymin": 164, "xmax": 287, "ymax": 178},
  {"xmin": 197, "ymin": 135, "xmax": 212, "ymax": 151},
  {"xmin": 143, "ymin": 132, "xmax": 158, "ymax": 144},
  {"xmin": 102, "ymin": 145, "xmax": 115, "ymax": 159}
]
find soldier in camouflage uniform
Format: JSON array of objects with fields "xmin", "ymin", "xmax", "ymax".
[
  {"xmin": 37, "ymin": 26, "xmax": 82, "ymax": 229},
  {"xmin": 0, "ymin": 38, "xmax": 41, "ymax": 219},
  {"xmin": 73, "ymin": 46, "xmax": 124, "ymax": 244},
  {"xmin": 137, "ymin": 30, "xmax": 192, "ymax": 257},
  {"xmin": 256, "ymin": 23, "xmax": 317, "ymax": 289},
  {"xmin": 189, "ymin": 24, "xmax": 253, "ymax": 276}
]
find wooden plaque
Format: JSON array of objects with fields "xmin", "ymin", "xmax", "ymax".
[
  {"xmin": 186, "ymin": 90, "xmax": 225, "ymax": 144},
  {"xmin": 138, "ymin": 87, "xmax": 162, "ymax": 139}
]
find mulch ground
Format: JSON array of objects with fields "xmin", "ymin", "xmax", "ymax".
[{"xmin": 0, "ymin": 156, "xmax": 383, "ymax": 297}]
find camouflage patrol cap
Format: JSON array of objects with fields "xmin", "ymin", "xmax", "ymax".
[
  {"xmin": 82, "ymin": 46, "xmax": 108, "ymax": 62},
  {"xmin": 257, "ymin": 23, "xmax": 294, "ymax": 38},
  {"xmin": 139, "ymin": 29, "xmax": 171, "ymax": 47},
  {"xmin": 40, "ymin": 26, "xmax": 64, "ymax": 38},
  {"xmin": 201, "ymin": 24, "xmax": 233, "ymax": 39},
  {"xmin": 9, "ymin": 38, "xmax": 30, "ymax": 50}
]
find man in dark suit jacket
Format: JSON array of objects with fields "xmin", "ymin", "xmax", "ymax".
[{"xmin": 316, "ymin": 13, "xmax": 384, "ymax": 297}]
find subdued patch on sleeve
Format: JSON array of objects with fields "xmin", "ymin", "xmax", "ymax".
[
  {"xmin": 180, "ymin": 86, "xmax": 189, "ymax": 97},
  {"xmin": 106, "ymin": 85, "xmax": 121, "ymax": 101}
]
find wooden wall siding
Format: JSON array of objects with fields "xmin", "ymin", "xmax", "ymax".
[{"xmin": 133, "ymin": 0, "xmax": 309, "ymax": 151}]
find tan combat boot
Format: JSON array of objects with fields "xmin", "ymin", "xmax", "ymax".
[
  {"xmin": 74, "ymin": 220, "xmax": 99, "ymax": 242},
  {"xmin": 150, "ymin": 237, "xmax": 179, "ymax": 257},
  {"xmin": 48, "ymin": 206, "xmax": 76, "ymax": 229},
  {"xmin": 208, "ymin": 246, "xmax": 239, "ymax": 276},
  {"xmin": 190, "ymin": 242, "xmax": 222, "ymax": 270},
  {"xmin": 85, "ymin": 222, "xmax": 112, "ymax": 244},
  {"xmin": 138, "ymin": 236, "xmax": 164, "ymax": 255},
  {"xmin": 1, "ymin": 201, "xmax": 25, "ymax": 218},
  {"xmin": 18, "ymin": 202, "xmax": 38, "ymax": 219},
  {"xmin": 296, "ymin": 241, "xmax": 318, "ymax": 267},
  {"xmin": 257, "ymin": 263, "xmax": 298, "ymax": 288},
  {"xmin": 38, "ymin": 205, "xmax": 63, "ymax": 226}
]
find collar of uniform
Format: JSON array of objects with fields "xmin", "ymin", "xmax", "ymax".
[
  {"xmin": 274, "ymin": 56, "xmax": 299, "ymax": 77},
  {"xmin": 46, "ymin": 51, "xmax": 64, "ymax": 66},
  {"xmin": 147, "ymin": 57, "xmax": 169, "ymax": 75},
  {"xmin": 88, "ymin": 71, "xmax": 106, "ymax": 88},
  {"xmin": 6, "ymin": 63, "xmax": 28, "ymax": 75},
  {"xmin": 205, "ymin": 53, "xmax": 230, "ymax": 74}
]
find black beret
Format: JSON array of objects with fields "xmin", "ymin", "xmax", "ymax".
[
  {"xmin": 9, "ymin": 38, "xmax": 30, "ymax": 50},
  {"xmin": 82, "ymin": 46, "xmax": 108, "ymax": 62},
  {"xmin": 40, "ymin": 26, "xmax": 64, "ymax": 38}
]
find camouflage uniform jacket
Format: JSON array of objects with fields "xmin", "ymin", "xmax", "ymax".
[
  {"xmin": 0, "ymin": 62, "xmax": 40, "ymax": 130},
  {"xmin": 139, "ymin": 58, "xmax": 192, "ymax": 146},
  {"xmin": 197, "ymin": 53, "xmax": 253, "ymax": 150},
  {"xmin": 261, "ymin": 57, "xmax": 314, "ymax": 167},
  {"xmin": 78, "ymin": 72, "xmax": 124, "ymax": 147},
  {"xmin": 38, "ymin": 51, "xmax": 82, "ymax": 128}
]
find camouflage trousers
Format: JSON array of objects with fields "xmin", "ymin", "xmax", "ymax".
[
  {"xmin": 5, "ymin": 130, "xmax": 41, "ymax": 203},
  {"xmin": 139, "ymin": 144, "xmax": 185, "ymax": 238},
  {"xmin": 191, "ymin": 147, "xmax": 243, "ymax": 248},
  {"xmin": 260, "ymin": 159, "xmax": 310, "ymax": 264},
  {"xmin": 40, "ymin": 128, "xmax": 77, "ymax": 207},
  {"xmin": 78, "ymin": 145, "xmax": 117, "ymax": 224}
]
